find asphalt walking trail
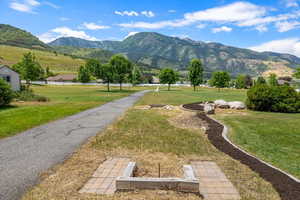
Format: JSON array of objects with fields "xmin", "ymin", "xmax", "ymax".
[{"xmin": 0, "ymin": 90, "xmax": 148, "ymax": 200}]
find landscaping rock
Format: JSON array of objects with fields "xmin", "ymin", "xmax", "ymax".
[
  {"xmin": 214, "ymin": 100, "xmax": 230, "ymax": 109},
  {"xmin": 164, "ymin": 105, "xmax": 174, "ymax": 110},
  {"xmin": 228, "ymin": 101, "xmax": 246, "ymax": 110},
  {"xmin": 204, "ymin": 104, "xmax": 215, "ymax": 115}
]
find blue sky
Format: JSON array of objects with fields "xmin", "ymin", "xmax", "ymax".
[{"xmin": 1, "ymin": 0, "xmax": 300, "ymax": 56}]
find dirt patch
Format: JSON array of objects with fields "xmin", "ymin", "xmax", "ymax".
[
  {"xmin": 168, "ymin": 111, "xmax": 208, "ymax": 131},
  {"xmin": 196, "ymin": 112, "xmax": 300, "ymax": 200}
]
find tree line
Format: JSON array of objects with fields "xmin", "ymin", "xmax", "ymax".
[{"xmin": 7, "ymin": 52, "xmax": 300, "ymax": 93}]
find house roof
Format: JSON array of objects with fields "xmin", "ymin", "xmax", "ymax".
[
  {"xmin": 0, "ymin": 65, "xmax": 20, "ymax": 75},
  {"xmin": 47, "ymin": 74, "xmax": 77, "ymax": 81}
]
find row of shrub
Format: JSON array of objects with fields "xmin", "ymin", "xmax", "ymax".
[{"xmin": 246, "ymin": 83, "xmax": 300, "ymax": 113}]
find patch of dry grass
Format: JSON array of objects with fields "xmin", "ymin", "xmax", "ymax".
[{"xmin": 23, "ymin": 108, "xmax": 280, "ymax": 200}]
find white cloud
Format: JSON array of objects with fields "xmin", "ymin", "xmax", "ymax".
[
  {"xmin": 185, "ymin": 1, "xmax": 266, "ymax": 23},
  {"xmin": 237, "ymin": 11, "xmax": 300, "ymax": 27},
  {"xmin": 196, "ymin": 24, "xmax": 206, "ymax": 29},
  {"xmin": 38, "ymin": 27, "xmax": 98, "ymax": 43},
  {"xmin": 44, "ymin": 1, "xmax": 60, "ymax": 9},
  {"xmin": 10, "ymin": 2, "xmax": 33, "ymax": 13},
  {"xmin": 118, "ymin": 1, "xmax": 267, "ymax": 30},
  {"xmin": 10, "ymin": 0, "xmax": 59, "ymax": 13},
  {"xmin": 275, "ymin": 21, "xmax": 300, "ymax": 32},
  {"xmin": 255, "ymin": 24, "xmax": 268, "ymax": 32},
  {"xmin": 115, "ymin": 11, "xmax": 139, "ymax": 16},
  {"xmin": 81, "ymin": 22, "xmax": 110, "ymax": 30},
  {"xmin": 117, "ymin": 1, "xmax": 300, "ymax": 33},
  {"xmin": 26, "ymin": 0, "xmax": 40, "ymax": 6},
  {"xmin": 168, "ymin": 10, "xmax": 176, "ymax": 13},
  {"xmin": 38, "ymin": 32, "xmax": 57, "ymax": 43},
  {"xmin": 212, "ymin": 26, "xmax": 232, "ymax": 33},
  {"xmin": 249, "ymin": 38, "xmax": 300, "ymax": 57},
  {"xmin": 141, "ymin": 11, "xmax": 155, "ymax": 17},
  {"xmin": 124, "ymin": 32, "xmax": 139, "ymax": 39},
  {"xmin": 119, "ymin": 18, "xmax": 191, "ymax": 29},
  {"xmin": 283, "ymin": 0, "xmax": 299, "ymax": 8},
  {"xmin": 59, "ymin": 17, "xmax": 70, "ymax": 21}
]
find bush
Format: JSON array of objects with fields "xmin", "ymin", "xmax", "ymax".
[
  {"xmin": 246, "ymin": 84, "xmax": 300, "ymax": 113},
  {"xmin": 0, "ymin": 79, "xmax": 14, "ymax": 106},
  {"xmin": 15, "ymin": 89, "xmax": 49, "ymax": 102}
]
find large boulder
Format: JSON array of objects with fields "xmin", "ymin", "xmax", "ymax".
[
  {"xmin": 204, "ymin": 104, "xmax": 215, "ymax": 114},
  {"xmin": 214, "ymin": 100, "xmax": 230, "ymax": 109},
  {"xmin": 228, "ymin": 101, "xmax": 246, "ymax": 110}
]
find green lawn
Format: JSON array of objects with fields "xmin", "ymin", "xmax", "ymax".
[
  {"xmin": 139, "ymin": 87, "xmax": 300, "ymax": 178},
  {"xmin": 0, "ymin": 85, "xmax": 137, "ymax": 138},
  {"xmin": 216, "ymin": 111, "xmax": 300, "ymax": 179},
  {"xmin": 138, "ymin": 87, "xmax": 247, "ymax": 105}
]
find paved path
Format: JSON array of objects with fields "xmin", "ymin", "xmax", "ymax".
[
  {"xmin": 191, "ymin": 161, "xmax": 240, "ymax": 200},
  {"xmin": 0, "ymin": 91, "xmax": 148, "ymax": 200},
  {"xmin": 79, "ymin": 157, "xmax": 131, "ymax": 195}
]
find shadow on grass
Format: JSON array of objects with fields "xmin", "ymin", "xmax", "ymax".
[
  {"xmin": 0, "ymin": 105, "xmax": 18, "ymax": 112},
  {"xmin": 96, "ymin": 89, "xmax": 137, "ymax": 93}
]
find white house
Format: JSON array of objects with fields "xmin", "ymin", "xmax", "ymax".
[{"xmin": 0, "ymin": 65, "xmax": 20, "ymax": 91}]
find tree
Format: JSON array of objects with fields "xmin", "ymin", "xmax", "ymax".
[
  {"xmin": 129, "ymin": 65, "xmax": 142, "ymax": 86},
  {"xmin": 12, "ymin": 52, "xmax": 44, "ymax": 88},
  {"xmin": 159, "ymin": 68, "xmax": 179, "ymax": 91},
  {"xmin": 44, "ymin": 67, "xmax": 55, "ymax": 84},
  {"xmin": 77, "ymin": 66, "xmax": 91, "ymax": 83},
  {"xmin": 109, "ymin": 55, "xmax": 132, "ymax": 90},
  {"xmin": 245, "ymin": 75, "xmax": 253, "ymax": 88},
  {"xmin": 100, "ymin": 63, "xmax": 115, "ymax": 92},
  {"xmin": 0, "ymin": 79, "xmax": 14, "ymax": 106},
  {"xmin": 256, "ymin": 76, "xmax": 267, "ymax": 85},
  {"xmin": 268, "ymin": 73, "xmax": 278, "ymax": 86},
  {"xmin": 85, "ymin": 59, "xmax": 101, "ymax": 76},
  {"xmin": 209, "ymin": 71, "xmax": 231, "ymax": 91},
  {"xmin": 188, "ymin": 59, "xmax": 203, "ymax": 91},
  {"xmin": 293, "ymin": 68, "xmax": 300, "ymax": 79},
  {"xmin": 235, "ymin": 74, "xmax": 246, "ymax": 89}
]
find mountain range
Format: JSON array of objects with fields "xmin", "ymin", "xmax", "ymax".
[
  {"xmin": 0, "ymin": 23, "xmax": 299, "ymax": 77},
  {"xmin": 49, "ymin": 32, "xmax": 300, "ymax": 77}
]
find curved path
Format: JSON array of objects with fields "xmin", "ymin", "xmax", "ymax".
[{"xmin": 0, "ymin": 90, "xmax": 148, "ymax": 200}]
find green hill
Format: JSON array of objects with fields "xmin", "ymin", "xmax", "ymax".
[
  {"xmin": 49, "ymin": 32, "xmax": 300, "ymax": 77},
  {"xmin": 52, "ymin": 46, "xmax": 114, "ymax": 63},
  {"xmin": 0, "ymin": 45, "xmax": 85, "ymax": 73},
  {"xmin": 0, "ymin": 24, "xmax": 50, "ymax": 50}
]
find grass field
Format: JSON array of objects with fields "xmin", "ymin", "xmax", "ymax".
[
  {"xmin": 0, "ymin": 45, "xmax": 85, "ymax": 73},
  {"xmin": 138, "ymin": 87, "xmax": 247, "ymax": 105},
  {"xmin": 23, "ymin": 87, "xmax": 281, "ymax": 200},
  {"xmin": 0, "ymin": 85, "xmax": 137, "ymax": 138},
  {"xmin": 216, "ymin": 111, "xmax": 300, "ymax": 179}
]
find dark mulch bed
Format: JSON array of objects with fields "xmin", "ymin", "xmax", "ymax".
[
  {"xmin": 182, "ymin": 102, "xmax": 204, "ymax": 111},
  {"xmin": 149, "ymin": 104, "xmax": 166, "ymax": 108},
  {"xmin": 195, "ymin": 112, "xmax": 300, "ymax": 200}
]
